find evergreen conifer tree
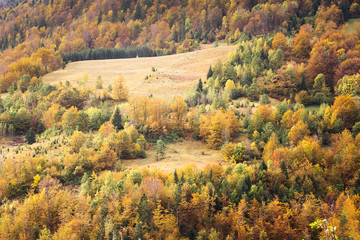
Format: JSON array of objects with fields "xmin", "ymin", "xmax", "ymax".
[
  {"xmin": 111, "ymin": 107, "xmax": 123, "ymax": 131},
  {"xmin": 25, "ymin": 129, "xmax": 36, "ymax": 144},
  {"xmin": 196, "ymin": 78, "xmax": 203, "ymax": 92},
  {"xmin": 207, "ymin": 65, "xmax": 213, "ymax": 79}
]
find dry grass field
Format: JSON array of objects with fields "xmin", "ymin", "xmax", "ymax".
[
  {"xmin": 42, "ymin": 43, "xmax": 236, "ymax": 99},
  {"xmin": 0, "ymin": 135, "xmax": 223, "ymax": 172},
  {"xmin": 122, "ymin": 140, "xmax": 223, "ymax": 171}
]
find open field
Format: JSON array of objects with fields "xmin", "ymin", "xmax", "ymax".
[
  {"xmin": 346, "ymin": 18, "xmax": 360, "ymax": 32},
  {"xmin": 43, "ymin": 43, "xmax": 236, "ymax": 99},
  {"xmin": 122, "ymin": 140, "xmax": 223, "ymax": 171},
  {"xmin": 0, "ymin": 135, "xmax": 223, "ymax": 172}
]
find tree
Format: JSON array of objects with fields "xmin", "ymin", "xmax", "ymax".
[
  {"xmin": 96, "ymin": 75, "xmax": 103, "ymax": 89},
  {"xmin": 25, "ymin": 129, "xmax": 36, "ymax": 144},
  {"xmin": 170, "ymin": 96, "xmax": 188, "ymax": 132},
  {"xmin": 336, "ymin": 74, "xmax": 360, "ymax": 96},
  {"xmin": 331, "ymin": 95, "xmax": 360, "ymax": 129},
  {"xmin": 111, "ymin": 107, "xmax": 123, "ymax": 131},
  {"xmin": 272, "ymin": 32, "xmax": 287, "ymax": 50},
  {"xmin": 354, "ymin": 171, "xmax": 360, "ymax": 195},
  {"xmin": 197, "ymin": 79, "xmax": 203, "ymax": 92},
  {"xmin": 259, "ymin": 159, "xmax": 268, "ymax": 171},
  {"xmin": 307, "ymin": 37, "xmax": 341, "ymax": 90},
  {"xmin": 113, "ymin": 75, "xmax": 129, "ymax": 101},
  {"xmin": 259, "ymin": 94, "xmax": 271, "ymax": 105},
  {"xmin": 200, "ymin": 109, "xmax": 240, "ymax": 149},
  {"xmin": 70, "ymin": 130, "xmax": 86, "ymax": 153},
  {"xmin": 207, "ymin": 66, "xmax": 213, "ymax": 79},
  {"xmin": 42, "ymin": 104, "xmax": 64, "ymax": 129},
  {"xmin": 133, "ymin": 3, "xmax": 142, "ymax": 20},
  {"xmin": 155, "ymin": 140, "xmax": 166, "ymax": 161},
  {"xmin": 292, "ymin": 24, "xmax": 313, "ymax": 59},
  {"xmin": 288, "ymin": 120, "xmax": 310, "ymax": 145}
]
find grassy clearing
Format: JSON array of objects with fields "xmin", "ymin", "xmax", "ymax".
[
  {"xmin": 346, "ymin": 18, "xmax": 360, "ymax": 32},
  {"xmin": 0, "ymin": 135, "xmax": 223, "ymax": 172},
  {"xmin": 305, "ymin": 105, "xmax": 320, "ymax": 113},
  {"xmin": 122, "ymin": 140, "xmax": 223, "ymax": 171},
  {"xmin": 42, "ymin": 43, "xmax": 236, "ymax": 99}
]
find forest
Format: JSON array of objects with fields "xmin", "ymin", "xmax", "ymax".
[{"xmin": 1, "ymin": 0, "xmax": 360, "ymax": 240}]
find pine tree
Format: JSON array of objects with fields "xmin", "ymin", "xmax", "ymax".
[
  {"xmin": 134, "ymin": 3, "xmax": 142, "ymax": 20},
  {"xmin": 354, "ymin": 171, "xmax": 360, "ymax": 195},
  {"xmin": 97, "ymin": 10, "xmax": 103, "ymax": 24},
  {"xmin": 259, "ymin": 159, "xmax": 268, "ymax": 171},
  {"xmin": 209, "ymin": 168, "xmax": 213, "ymax": 182},
  {"xmin": 138, "ymin": 194, "xmax": 151, "ymax": 224},
  {"xmin": 280, "ymin": 161, "xmax": 289, "ymax": 178},
  {"xmin": 134, "ymin": 222, "xmax": 144, "ymax": 240},
  {"xmin": 180, "ymin": 172, "xmax": 185, "ymax": 184},
  {"xmin": 174, "ymin": 170, "xmax": 179, "ymax": 183},
  {"xmin": 107, "ymin": 84, "xmax": 112, "ymax": 93},
  {"xmin": 155, "ymin": 139, "xmax": 166, "ymax": 161},
  {"xmin": 96, "ymin": 75, "xmax": 103, "ymax": 89},
  {"xmin": 196, "ymin": 78, "xmax": 203, "ymax": 92},
  {"xmin": 111, "ymin": 107, "xmax": 123, "ymax": 131},
  {"xmin": 207, "ymin": 65, "xmax": 213, "ymax": 79},
  {"xmin": 25, "ymin": 129, "xmax": 36, "ymax": 144}
]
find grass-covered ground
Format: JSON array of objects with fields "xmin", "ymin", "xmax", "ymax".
[
  {"xmin": 346, "ymin": 18, "xmax": 360, "ymax": 31},
  {"xmin": 123, "ymin": 140, "xmax": 223, "ymax": 171},
  {"xmin": 42, "ymin": 43, "xmax": 236, "ymax": 99}
]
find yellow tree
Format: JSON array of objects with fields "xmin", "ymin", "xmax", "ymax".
[
  {"xmin": 292, "ymin": 24, "xmax": 313, "ymax": 59},
  {"xmin": 99, "ymin": 121, "xmax": 116, "ymax": 138},
  {"xmin": 42, "ymin": 104, "xmax": 64, "ymax": 129},
  {"xmin": 153, "ymin": 201, "xmax": 180, "ymax": 239},
  {"xmin": 272, "ymin": 32, "xmax": 287, "ymax": 50},
  {"xmin": 330, "ymin": 95, "xmax": 360, "ymax": 129},
  {"xmin": 113, "ymin": 75, "xmax": 129, "ymax": 101},
  {"xmin": 288, "ymin": 120, "xmax": 310, "ymax": 145},
  {"xmin": 170, "ymin": 96, "xmax": 188, "ymax": 133},
  {"xmin": 70, "ymin": 130, "xmax": 87, "ymax": 153},
  {"xmin": 200, "ymin": 109, "xmax": 240, "ymax": 149}
]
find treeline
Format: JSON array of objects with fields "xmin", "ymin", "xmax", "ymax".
[{"xmin": 61, "ymin": 46, "xmax": 163, "ymax": 63}]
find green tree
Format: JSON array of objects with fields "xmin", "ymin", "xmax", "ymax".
[
  {"xmin": 259, "ymin": 159, "xmax": 268, "ymax": 171},
  {"xmin": 354, "ymin": 171, "xmax": 360, "ymax": 195},
  {"xmin": 207, "ymin": 65, "xmax": 213, "ymax": 79},
  {"xmin": 96, "ymin": 75, "xmax": 103, "ymax": 89},
  {"xmin": 197, "ymin": 79, "xmax": 203, "ymax": 92},
  {"xmin": 259, "ymin": 94, "xmax": 271, "ymax": 105},
  {"xmin": 25, "ymin": 129, "xmax": 36, "ymax": 144},
  {"xmin": 133, "ymin": 3, "xmax": 142, "ymax": 20},
  {"xmin": 134, "ymin": 222, "xmax": 144, "ymax": 239},
  {"xmin": 138, "ymin": 194, "xmax": 151, "ymax": 224},
  {"xmin": 155, "ymin": 139, "xmax": 166, "ymax": 161},
  {"xmin": 111, "ymin": 107, "xmax": 123, "ymax": 131},
  {"xmin": 352, "ymin": 122, "xmax": 360, "ymax": 137}
]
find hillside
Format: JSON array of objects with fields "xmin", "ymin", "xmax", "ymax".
[
  {"xmin": 2, "ymin": 1, "xmax": 360, "ymax": 239},
  {"xmin": 43, "ymin": 43, "xmax": 236, "ymax": 98}
]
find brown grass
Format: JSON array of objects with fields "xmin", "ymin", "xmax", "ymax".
[
  {"xmin": 42, "ymin": 44, "xmax": 236, "ymax": 99},
  {"xmin": 122, "ymin": 140, "xmax": 224, "ymax": 172}
]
